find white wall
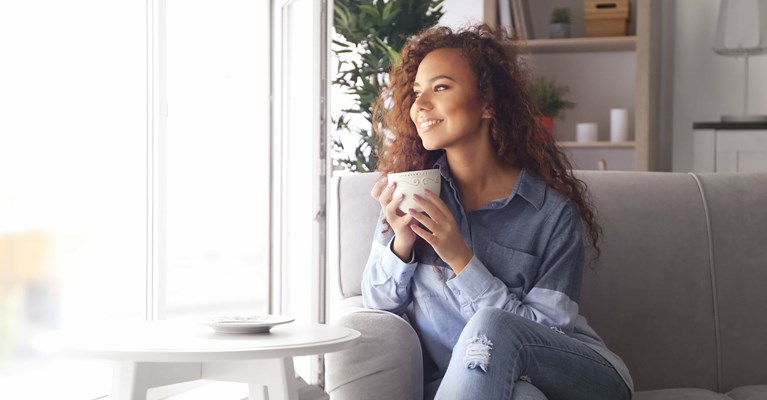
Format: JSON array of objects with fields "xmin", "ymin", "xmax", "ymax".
[
  {"xmin": 440, "ymin": 0, "xmax": 486, "ymax": 29},
  {"xmin": 664, "ymin": 0, "xmax": 767, "ymax": 172}
]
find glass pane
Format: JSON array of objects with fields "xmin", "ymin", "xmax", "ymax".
[
  {"xmin": 163, "ymin": 0, "xmax": 270, "ymax": 319},
  {"xmin": 0, "ymin": 1, "xmax": 146, "ymax": 397}
]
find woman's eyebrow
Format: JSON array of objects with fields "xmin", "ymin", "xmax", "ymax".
[{"xmin": 413, "ymin": 74, "xmax": 456, "ymax": 87}]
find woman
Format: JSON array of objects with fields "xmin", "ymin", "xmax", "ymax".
[{"xmin": 361, "ymin": 25, "xmax": 634, "ymax": 400}]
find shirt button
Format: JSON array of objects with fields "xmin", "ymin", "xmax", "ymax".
[{"xmin": 455, "ymin": 289, "xmax": 461, "ymax": 295}]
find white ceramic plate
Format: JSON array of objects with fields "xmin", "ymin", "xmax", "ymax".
[{"xmin": 205, "ymin": 315, "xmax": 295, "ymax": 334}]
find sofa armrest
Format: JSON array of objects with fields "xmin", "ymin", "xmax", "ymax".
[{"xmin": 326, "ymin": 298, "xmax": 423, "ymax": 400}]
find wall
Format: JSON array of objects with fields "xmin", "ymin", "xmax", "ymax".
[{"xmin": 664, "ymin": 0, "xmax": 767, "ymax": 172}]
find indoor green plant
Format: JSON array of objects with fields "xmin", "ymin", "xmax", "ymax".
[
  {"xmin": 549, "ymin": 7, "xmax": 571, "ymax": 39},
  {"xmin": 534, "ymin": 76, "xmax": 576, "ymax": 138},
  {"xmin": 332, "ymin": 0, "xmax": 444, "ymax": 172}
]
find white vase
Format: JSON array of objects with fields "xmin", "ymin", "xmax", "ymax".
[{"xmin": 610, "ymin": 108, "xmax": 630, "ymax": 142}]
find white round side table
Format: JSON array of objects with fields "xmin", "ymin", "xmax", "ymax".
[{"xmin": 34, "ymin": 321, "xmax": 360, "ymax": 400}]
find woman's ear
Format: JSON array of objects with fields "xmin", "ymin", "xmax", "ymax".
[{"xmin": 482, "ymin": 104, "xmax": 492, "ymax": 119}]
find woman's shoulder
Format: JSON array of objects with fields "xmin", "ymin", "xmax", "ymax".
[{"xmin": 523, "ymin": 170, "xmax": 580, "ymax": 219}]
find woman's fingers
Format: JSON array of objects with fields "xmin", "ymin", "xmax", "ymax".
[
  {"xmin": 423, "ymin": 189, "xmax": 450, "ymax": 218},
  {"xmin": 412, "ymin": 192, "xmax": 446, "ymax": 222},
  {"xmin": 410, "ymin": 223, "xmax": 434, "ymax": 245},
  {"xmin": 377, "ymin": 181, "xmax": 398, "ymax": 211},
  {"xmin": 384, "ymin": 191, "xmax": 405, "ymax": 220},
  {"xmin": 408, "ymin": 208, "xmax": 437, "ymax": 233},
  {"xmin": 370, "ymin": 175, "xmax": 388, "ymax": 200}
]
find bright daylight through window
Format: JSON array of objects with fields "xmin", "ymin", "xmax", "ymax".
[{"xmin": 0, "ymin": 1, "xmax": 270, "ymax": 398}]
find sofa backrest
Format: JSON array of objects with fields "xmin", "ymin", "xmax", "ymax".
[{"xmin": 330, "ymin": 171, "xmax": 767, "ymax": 392}]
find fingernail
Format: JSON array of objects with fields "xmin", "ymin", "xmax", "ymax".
[
  {"xmin": 413, "ymin": 193, "xmax": 422, "ymax": 200},
  {"xmin": 398, "ymin": 193, "xmax": 405, "ymax": 199},
  {"xmin": 424, "ymin": 189, "xmax": 432, "ymax": 196},
  {"xmin": 381, "ymin": 176, "xmax": 388, "ymax": 183}
]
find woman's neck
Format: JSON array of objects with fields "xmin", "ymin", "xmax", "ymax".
[{"xmin": 446, "ymin": 148, "xmax": 520, "ymax": 210}]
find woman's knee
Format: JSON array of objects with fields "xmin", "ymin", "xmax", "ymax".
[
  {"xmin": 466, "ymin": 307, "xmax": 509, "ymax": 328},
  {"xmin": 464, "ymin": 307, "xmax": 528, "ymax": 335}
]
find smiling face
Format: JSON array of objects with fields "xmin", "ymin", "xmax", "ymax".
[{"xmin": 410, "ymin": 48, "xmax": 491, "ymax": 151}]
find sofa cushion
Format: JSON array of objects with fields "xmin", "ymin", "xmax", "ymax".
[
  {"xmin": 577, "ymin": 172, "xmax": 718, "ymax": 391},
  {"xmin": 335, "ymin": 172, "xmax": 380, "ymax": 298},
  {"xmin": 726, "ymin": 385, "xmax": 767, "ymax": 400},
  {"xmin": 635, "ymin": 385, "xmax": 767, "ymax": 400},
  {"xmin": 695, "ymin": 174, "xmax": 767, "ymax": 392},
  {"xmin": 326, "ymin": 308, "xmax": 422, "ymax": 400},
  {"xmin": 635, "ymin": 388, "xmax": 736, "ymax": 400}
]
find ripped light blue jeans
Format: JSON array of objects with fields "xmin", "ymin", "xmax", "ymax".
[{"xmin": 432, "ymin": 308, "xmax": 631, "ymax": 400}]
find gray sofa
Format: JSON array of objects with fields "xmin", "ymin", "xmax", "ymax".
[{"xmin": 324, "ymin": 171, "xmax": 767, "ymax": 400}]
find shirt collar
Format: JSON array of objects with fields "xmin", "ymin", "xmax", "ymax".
[{"xmin": 432, "ymin": 153, "xmax": 546, "ymax": 211}]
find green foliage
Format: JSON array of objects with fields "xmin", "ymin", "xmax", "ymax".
[
  {"xmin": 534, "ymin": 76, "xmax": 576, "ymax": 119},
  {"xmin": 332, "ymin": 0, "xmax": 444, "ymax": 172},
  {"xmin": 550, "ymin": 7, "xmax": 571, "ymax": 24}
]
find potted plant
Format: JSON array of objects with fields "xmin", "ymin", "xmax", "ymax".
[
  {"xmin": 332, "ymin": 0, "xmax": 444, "ymax": 172},
  {"xmin": 534, "ymin": 76, "xmax": 576, "ymax": 139},
  {"xmin": 549, "ymin": 7, "xmax": 571, "ymax": 39}
]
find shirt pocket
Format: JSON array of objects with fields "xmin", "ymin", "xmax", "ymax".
[{"xmin": 482, "ymin": 241, "xmax": 542, "ymax": 292}]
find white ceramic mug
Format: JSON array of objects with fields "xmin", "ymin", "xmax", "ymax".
[{"xmin": 387, "ymin": 169, "xmax": 441, "ymax": 213}]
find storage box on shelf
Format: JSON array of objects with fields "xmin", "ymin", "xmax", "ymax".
[{"xmin": 584, "ymin": 0, "xmax": 630, "ymax": 37}]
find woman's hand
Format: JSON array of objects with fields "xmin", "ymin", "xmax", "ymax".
[
  {"xmin": 409, "ymin": 189, "xmax": 473, "ymax": 274},
  {"xmin": 370, "ymin": 175, "xmax": 418, "ymax": 262}
]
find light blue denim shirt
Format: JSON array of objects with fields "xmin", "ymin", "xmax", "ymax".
[{"xmin": 361, "ymin": 155, "xmax": 634, "ymax": 393}]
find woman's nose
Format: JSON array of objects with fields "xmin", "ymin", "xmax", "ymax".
[{"xmin": 414, "ymin": 92, "xmax": 432, "ymax": 110}]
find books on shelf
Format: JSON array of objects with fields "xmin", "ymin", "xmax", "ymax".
[{"xmin": 498, "ymin": 0, "xmax": 533, "ymax": 39}]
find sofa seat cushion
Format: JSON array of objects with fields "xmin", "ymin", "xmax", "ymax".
[
  {"xmin": 726, "ymin": 385, "xmax": 767, "ymax": 400},
  {"xmin": 636, "ymin": 388, "xmax": 734, "ymax": 399},
  {"xmin": 635, "ymin": 386, "xmax": 767, "ymax": 400}
]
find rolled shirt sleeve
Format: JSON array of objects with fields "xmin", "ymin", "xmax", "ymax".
[{"xmin": 361, "ymin": 213, "xmax": 417, "ymax": 315}]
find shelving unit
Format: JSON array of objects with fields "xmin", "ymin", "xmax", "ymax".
[
  {"xmin": 520, "ymin": 36, "xmax": 636, "ymax": 54},
  {"xmin": 482, "ymin": 0, "xmax": 660, "ymax": 171},
  {"xmin": 559, "ymin": 141, "xmax": 636, "ymax": 148}
]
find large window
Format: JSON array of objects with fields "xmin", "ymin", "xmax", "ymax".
[
  {"xmin": 0, "ymin": 1, "xmax": 272, "ymax": 398},
  {"xmin": 161, "ymin": 0, "xmax": 270, "ymax": 320}
]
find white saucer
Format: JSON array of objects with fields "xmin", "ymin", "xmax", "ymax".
[{"xmin": 205, "ymin": 315, "xmax": 295, "ymax": 334}]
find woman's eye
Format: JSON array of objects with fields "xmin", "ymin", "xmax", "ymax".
[
  {"xmin": 434, "ymin": 84, "xmax": 448, "ymax": 92},
  {"xmin": 413, "ymin": 91, "xmax": 422, "ymax": 98}
]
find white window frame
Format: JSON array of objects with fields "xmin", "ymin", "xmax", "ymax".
[
  {"xmin": 271, "ymin": 0, "xmax": 330, "ymax": 385},
  {"xmin": 146, "ymin": 0, "xmax": 167, "ymax": 322}
]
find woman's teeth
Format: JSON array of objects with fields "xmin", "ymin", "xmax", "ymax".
[{"xmin": 420, "ymin": 119, "xmax": 442, "ymax": 129}]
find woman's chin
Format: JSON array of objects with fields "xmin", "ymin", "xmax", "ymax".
[{"xmin": 420, "ymin": 138, "xmax": 441, "ymax": 151}]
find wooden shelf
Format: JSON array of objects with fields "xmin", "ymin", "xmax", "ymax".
[
  {"xmin": 483, "ymin": 0, "xmax": 660, "ymax": 170},
  {"xmin": 518, "ymin": 36, "xmax": 637, "ymax": 54},
  {"xmin": 559, "ymin": 141, "xmax": 636, "ymax": 148}
]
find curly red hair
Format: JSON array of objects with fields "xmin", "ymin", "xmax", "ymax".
[{"xmin": 374, "ymin": 24, "xmax": 602, "ymax": 261}]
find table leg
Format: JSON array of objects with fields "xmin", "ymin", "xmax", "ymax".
[
  {"xmin": 249, "ymin": 383, "xmax": 268, "ymax": 400},
  {"xmin": 202, "ymin": 358, "xmax": 298, "ymax": 400},
  {"xmin": 262, "ymin": 357, "xmax": 298, "ymax": 400},
  {"xmin": 110, "ymin": 361, "xmax": 201, "ymax": 400}
]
